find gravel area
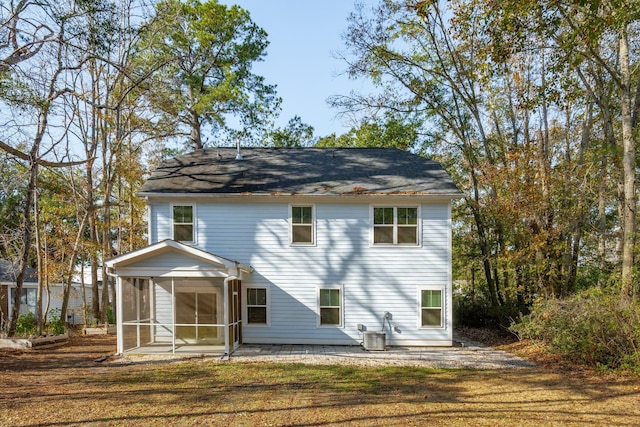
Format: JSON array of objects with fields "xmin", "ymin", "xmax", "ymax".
[{"xmin": 111, "ymin": 335, "xmax": 535, "ymax": 369}]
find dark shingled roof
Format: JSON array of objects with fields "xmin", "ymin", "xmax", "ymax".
[
  {"xmin": 139, "ymin": 148, "xmax": 463, "ymax": 197},
  {"xmin": 0, "ymin": 259, "xmax": 38, "ymax": 283}
]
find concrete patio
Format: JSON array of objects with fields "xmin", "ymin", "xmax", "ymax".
[
  {"xmin": 229, "ymin": 336, "xmax": 534, "ymax": 369},
  {"xmin": 114, "ymin": 333, "xmax": 534, "ymax": 369}
]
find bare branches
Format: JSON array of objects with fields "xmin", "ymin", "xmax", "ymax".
[
  {"xmin": 0, "ymin": 139, "xmax": 88, "ymax": 167},
  {"xmin": 0, "ymin": 0, "xmax": 55, "ymax": 73}
]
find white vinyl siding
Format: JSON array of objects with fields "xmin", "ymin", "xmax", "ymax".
[
  {"xmin": 154, "ymin": 280, "xmax": 173, "ymax": 341},
  {"xmin": 149, "ymin": 199, "xmax": 453, "ymax": 345}
]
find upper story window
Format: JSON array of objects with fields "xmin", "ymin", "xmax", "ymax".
[
  {"xmin": 172, "ymin": 204, "xmax": 195, "ymax": 243},
  {"xmin": 372, "ymin": 206, "xmax": 419, "ymax": 245},
  {"xmin": 290, "ymin": 205, "xmax": 314, "ymax": 245}
]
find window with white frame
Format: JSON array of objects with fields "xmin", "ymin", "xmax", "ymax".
[
  {"xmin": 318, "ymin": 286, "xmax": 342, "ymax": 326},
  {"xmin": 246, "ymin": 288, "xmax": 268, "ymax": 325},
  {"xmin": 172, "ymin": 205, "xmax": 195, "ymax": 243},
  {"xmin": 10, "ymin": 287, "xmax": 37, "ymax": 315},
  {"xmin": 420, "ymin": 288, "xmax": 443, "ymax": 328},
  {"xmin": 372, "ymin": 206, "xmax": 419, "ymax": 245},
  {"xmin": 290, "ymin": 205, "xmax": 314, "ymax": 244}
]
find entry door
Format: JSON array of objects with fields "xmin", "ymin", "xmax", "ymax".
[{"xmin": 175, "ymin": 291, "xmax": 219, "ymax": 343}]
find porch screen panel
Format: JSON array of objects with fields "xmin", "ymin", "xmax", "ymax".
[
  {"xmin": 138, "ymin": 279, "xmax": 151, "ymax": 344},
  {"xmin": 121, "ymin": 278, "xmax": 138, "ymax": 351},
  {"xmin": 121, "ymin": 278, "xmax": 152, "ymax": 351},
  {"xmin": 197, "ymin": 292, "xmax": 218, "ymax": 340},
  {"xmin": 121, "ymin": 278, "xmax": 137, "ymax": 323},
  {"xmin": 154, "ymin": 279, "xmax": 174, "ymax": 341},
  {"xmin": 175, "ymin": 292, "xmax": 197, "ymax": 343}
]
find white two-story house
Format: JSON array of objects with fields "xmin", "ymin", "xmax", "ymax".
[{"xmin": 105, "ymin": 147, "xmax": 463, "ymax": 355}]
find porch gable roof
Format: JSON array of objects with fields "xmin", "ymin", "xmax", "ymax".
[{"xmin": 104, "ymin": 239, "xmax": 253, "ymax": 277}]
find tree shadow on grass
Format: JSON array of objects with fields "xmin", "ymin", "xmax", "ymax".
[
  {"xmin": 2, "ymin": 336, "xmax": 640, "ymax": 426},
  {"xmin": 4, "ymin": 360, "xmax": 640, "ymax": 427}
]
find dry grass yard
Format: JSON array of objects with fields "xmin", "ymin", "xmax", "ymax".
[{"xmin": 1, "ymin": 335, "xmax": 639, "ymax": 426}]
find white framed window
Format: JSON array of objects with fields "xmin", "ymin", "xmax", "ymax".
[
  {"xmin": 419, "ymin": 287, "xmax": 443, "ymax": 328},
  {"xmin": 246, "ymin": 287, "xmax": 268, "ymax": 325},
  {"xmin": 10, "ymin": 287, "xmax": 37, "ymax": 315},
  {"xmin": 290, "ymin": 205, "xmax": 315, "ymax": 245},
  {"xmin": 172, "ymin": 204, "xmax": 195, "ymax": 243},
  {"xmin": 317, "ymin": 285, "xmax": 343, "ymax": 327},
  {"xmin": 372, "ymin": 206, "xmax": 419, "ymax": 245}
]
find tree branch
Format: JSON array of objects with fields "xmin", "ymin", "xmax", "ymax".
[{"xmin": 0, "ymin": 139, "xmax": 90, "ymax": 167}]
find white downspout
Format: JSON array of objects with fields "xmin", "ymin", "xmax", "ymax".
[
  {"xmin": 116, "ymin": 277, "xmax": 123, "ymax": 355},
  {"xmin": 223, "ymin": 277, "xmax": 230, "ymax": 355},
  {"xmin": 171, "ymin": 278, "xmax": 175, "ymax": 354}
]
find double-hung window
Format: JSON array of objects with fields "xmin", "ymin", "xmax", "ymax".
[
  {"xmin": 246, "ymin": 288, "xmax": 268, "ymax": 325},
  {"xmin": 290, "ymin": 205, "xmax": 314, "ymax": 245},
  {"xmin": 372, "ymin": 206, "xmax": 419, "ymax": 245},
  {"xmin": 172, "ymin": 205, "xmax": 195, "ymax": 243},
  {"xmin": 10, "ymin": 288, "xmax": 37, "ymax": 315},
  {"xmin": 420, "ymin": 288, "xmax": 443, "ymax": 328},
  {"xmin": 318, "ymin": 286, "xmax": 342, "ymax": 327}
]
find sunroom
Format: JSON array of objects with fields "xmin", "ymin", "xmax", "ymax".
[{"xmin": 104, "ymin": 240, "xmax": 252, "ymax": 355}]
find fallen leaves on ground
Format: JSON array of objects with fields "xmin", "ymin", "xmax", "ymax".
[{"xmin": 0, "ymin": 334, "xmax": 638, "ymax": 426}]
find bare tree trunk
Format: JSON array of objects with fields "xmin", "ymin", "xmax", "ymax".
[
  {"xmin": 80, "ymin": 262, "xmax": 87, "ymax": 325},
  {"xmin": 35, "ymin": 187, "xmax": 44, "ymax": 335},
  {"xmin": 7, "ymin": 159, "xmax": 38, "ymax": 335},
  {"xmin": 61, "ymin": 212, "xmax": 89, "ymax": 324},
  {"xmin": 619, "ymin": 28, "xmax": 636, "ymax": 299}
]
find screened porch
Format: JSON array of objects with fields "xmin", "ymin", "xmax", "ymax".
[{"xmin": 119, "ymin": 277, "xmax": 242, "ymax": 355}]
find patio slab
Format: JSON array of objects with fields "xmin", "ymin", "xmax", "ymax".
[
  {"xmin": 114, "ymin": 334, "xmax": 534, "ymax": 369},
  {"xmin": 229, "ymin": 335, "xmax": 534, "ymax": 369}
]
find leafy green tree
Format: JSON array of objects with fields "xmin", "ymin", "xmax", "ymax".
[
  {"xmin": 267, "ymin": 116, "xmax": 315, "ymax": 147},
  {"xmin": 487, "ymin": 0, "xmax": 640, "ymax": 298},
  {"xmin": 138, "ymin": 0, "xmax": 280, "ymax": 150},
  {"xmin": 316, "ymin": 116, "xmax": 419, "ymax": 150},
  {"xmin": 334, "ymin": 0, "xmax": 637, "ymax": 322}
]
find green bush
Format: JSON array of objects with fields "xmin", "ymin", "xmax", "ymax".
[
  {"xmin": 511, "ymin": 288, "xmax": 640, "ymax": 371},
  {"xmin": 454, "ymin": 294, "xmax": 521, "ymax": 328},
  {"xmin": 46, "ymin": 308, "xmax": 65, "ymax": 335},
  {"xmin": 15, "ymin": 312, "xmax": 37, "ymax": 337},
  {"xmin": 107, "ymin": 306, "xmax": 115, "ymax": 325}
]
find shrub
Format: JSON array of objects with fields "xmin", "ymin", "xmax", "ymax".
[
  {"xmin": 46, "ymin": 308, "xmax": 65, "ymax": 335},
  {"xmin": 107, "ymin": 306, "xmax": 115, "ymax": 325},
  {"xmin": 454, "ymin": 294, "xmax": 520, "ymax": 328},
  {"xmin": 14, "ymin": 312, "xmax": 37, "ymax": 337},
  {"xmin": 511, "ymin": 288, "xmax": 640, "ymax": 371}
]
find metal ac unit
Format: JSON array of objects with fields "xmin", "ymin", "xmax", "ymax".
[{"xmin": 363, "ymin": 331, "xmax": 385, "ymax": 351}]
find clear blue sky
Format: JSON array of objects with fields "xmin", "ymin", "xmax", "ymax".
[{"xmin": 221, "ymin": 0, "xmax": 369, "ymax": 138}]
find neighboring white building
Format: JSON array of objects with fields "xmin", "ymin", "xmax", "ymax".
[
  {"xmin": 1, "ymin": 259, "xmax": 94, "ymax": 326},
  {"xmin": 105, "ymin": 148, "xmax": 463, "ymax": 355}
]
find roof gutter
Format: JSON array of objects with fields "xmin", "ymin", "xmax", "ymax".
[{"xmin": 137, "ymin": 192, "xmax": 465, "ymax": 199}]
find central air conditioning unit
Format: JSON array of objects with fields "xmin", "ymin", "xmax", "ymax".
[{"xmin": 363, "ymin": 331, "xmax": 386, "ymax": 351}]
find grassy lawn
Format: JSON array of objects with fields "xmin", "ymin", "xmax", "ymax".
[{"xmin": 1, "ymin": 336, "xmax": 639, "ymax": 426}]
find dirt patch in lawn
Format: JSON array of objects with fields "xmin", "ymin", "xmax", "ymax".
[{"xmin": 1, "ymin": 334, "xmax": 639, "ymax": 426}]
